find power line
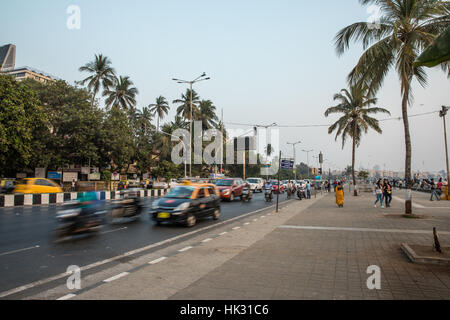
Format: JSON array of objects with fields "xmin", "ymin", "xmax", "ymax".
[{"xmin": 224, "ymin": 110, "xmax": 440, "ymax": 128}]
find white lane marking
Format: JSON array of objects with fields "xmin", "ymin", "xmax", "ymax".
[
  {"xmin": 219, "ymin": 232, "xmax": 228, "ymax": 236},
  {"xmin": 0, "ymin": 245, "xmax": 40, "ymax": 257},
  {"xmin": 392, "ymin": 196, "xmax": 425, "ymax": 208},
  {"xmin": 0, "ymin": 201, "xmax": 286, "ymax": 298},
  {"xmin": 279, "ymin": 225, "xmax": 450, "ymax": 235},
  {"xmin": 232, "ymin": 227, "xmax": 241, "ymax": 230},
  {"xmin": 100, "ymin": 227, "xmax": 127, "ymax": 235},
  {"xmin": 103, "ymin": 272, "xmax": 129, "ymax": 283},
  {"xmin": 261, "ymin": 216, "xmax": 266, "ymax": 218},
  {"xmin": 244, "ymin": 222, "xmax": 250, "ymax": 225},
  {"xmin": 148, "ymin": 257, "xmax": 167, "ymax": 265},
  {"xmin": 202, "ymin": 238, "xmax": 212, "ymax": 243},
  {"xmin": 253, "ymin": 219, "xmax": 258, "ymax": 221},
  {"xmin": 178, "ymin": 246, "xmax": 193, "ymax": 252},
  {"xmin": 57, "ymin": 293, "xmax": 76, "ymax": 300}
]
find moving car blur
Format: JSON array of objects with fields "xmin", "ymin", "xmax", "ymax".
[{"xmin": 14, "ymin": 178, "xmax": 63, "ymax": 194}]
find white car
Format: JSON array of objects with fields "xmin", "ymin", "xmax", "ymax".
[
  {"xmin": 246, "ymin": 178, "xmax": 264, "ymax": 193},
  {"xmin": 169, "ymin": 179, "xmax": 179, "ymax": 188},
  {"xmin": 153, "ymin": 181, "xmax": 169, "ymax": 189}
]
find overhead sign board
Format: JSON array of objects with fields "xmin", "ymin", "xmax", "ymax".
[{"xmin": 281, "ymin": 159, "xmax": 294, "ymax": 170}]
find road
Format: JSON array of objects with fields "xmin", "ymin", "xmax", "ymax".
[{"xmin": 0, "ymin": 191, "xmax": 292, "ymax": 297}]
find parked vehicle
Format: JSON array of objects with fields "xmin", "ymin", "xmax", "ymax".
[
  {"xmin": 150, "ymin": 182, "xmax": 220, "ymax": 227},
  {"xmin": 110, "ymin": 188, "xmax": 144, "ymax": 221},
  {"xmin": 14, "ymin": 178, "xmax": 63, "ymax": 194},
  {"xmin": 215, "ymin": 178, "xmax": 245, "ymax": 201},
  {"xmin": 169, "ymin": 179, "xmax": 179, "ymax": 188},
  {"xmin": 55, "ymin": 192, "xmax": 106, "ymax": 238},
  {"xmin": 246, "ymin": 178, "xmax": 264, "ymax": 193},
  {"xmin": 153, "ymin": 181, "xmax": 169, "ymax": 189}
]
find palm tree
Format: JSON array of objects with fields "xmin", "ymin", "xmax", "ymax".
[
  {"xmin": 335, "ymin": 0, "xmax": 449, "ymax": 208},
  {"xmin": 78, "ymin": 54, "xmax": 116, "ymax": 106},
  {"xmin": 103, "ymin": 76, "xmax": 138, "ymax": 111},
  {"xmin": 173, "ymin": 89, "xmax": 200, "ymax": 121},
  {"xmin": 196, "ymin": 100, "xmax": 219, "ymax": 130},
  {"xmin": 324, "ymin": 82, "xmax": 391, "ymax": 196},
  {"xmin": 149, "ymin": 96, "xmax": 169, "ymax": 131}
]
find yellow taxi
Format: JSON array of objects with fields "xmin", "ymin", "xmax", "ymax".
[
  {"xmin": 150, "ymin": 181, "xmax": 221, "ymax": 227},
  {"xmin": 14, "ymin": 178, "xmax": 63, "ymax": 194}
]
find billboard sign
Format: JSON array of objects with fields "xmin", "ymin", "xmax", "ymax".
[
  {"xmin": 48, "ymin": 171, "xmax": 62, "ymax": 180},
  {"xmin": 63, "ymin": 172, "xmax": 78, "ymax": 182},
  {"xmin": 281, "ymin": 159, "xmax": 294, "ymax": 170}
]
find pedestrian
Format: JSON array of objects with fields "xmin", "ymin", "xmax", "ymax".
[
  {"xmin": 383, "ymin": 179, "xmax": 392, "ymax": 207},
  {"xmin": 430, "ymin": 178, "xmax": 440, "ymax": 201},
  {"xmin": 71, "ymin": 179, "xmax": 76, "ymax": 192},
  {"xmin": 336, "ymin": 182, "xmax": 344, "ymax": 207},
  {"xmin": 374, "ymin": 180, "xmax": 384, "ymax": 208},
  {"xmin": 306, "ymin": 181, "xmax": 311, "ymax": 199},
  {"xmin": 436, "ymin": 178, "xmax": 443, "ymax": 200}
]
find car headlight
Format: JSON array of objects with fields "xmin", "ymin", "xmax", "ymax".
[
  {"xmin": 223, "ymin": 189, "xmax": 230, "ymax": 195},
  {"xmin": 173, "ymin": 202, "xmax": 190, "ymax": 214}
]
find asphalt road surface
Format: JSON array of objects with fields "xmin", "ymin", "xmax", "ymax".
[{"xmin": 0, "ymin": 191, "xmax": 294, "ymax": 297}]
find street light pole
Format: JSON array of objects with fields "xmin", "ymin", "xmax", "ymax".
[
  {"xmin": 287, "ymin": 141, "xmax": 301, "ymax": 181},
  {"xmin": 440, "ymin": 106, "xmax": 450, "ymax": 199},
  {"xmin": 302, "ymin": 149, "xmax": 313, "ymax": 179},
  {"xmin": 172, "ymin": 73, "xmax": 211, "ymax": 178}
]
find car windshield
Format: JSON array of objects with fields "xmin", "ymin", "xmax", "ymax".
[
  {"xmin": 215, "ymin": 180, "xmax": 233, "ymax": 186},
  {"xmin": 247, "ymin": 179, "xmax": 259, "ymax": 183},
  {"xmin": 165, "ymin": 186, "xmax": 195, "ymax": 199}
]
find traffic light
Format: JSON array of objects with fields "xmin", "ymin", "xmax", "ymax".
[
  {"xmin": 141, "ymin": 123, "xmax": 146, "ymax": 133},
  {"xmin": 318, "ymin": 168, "xmax": 323, "ymax": 175}
]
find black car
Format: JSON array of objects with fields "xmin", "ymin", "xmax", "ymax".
[{"xmin": 150, "ymin": 183, "xmax": 221, "ymax": 227}]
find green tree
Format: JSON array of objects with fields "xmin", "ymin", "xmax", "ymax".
[
  {"xmin": 324, "ymin": 82, "xmax": 390, "ymax": 196},
  {"xmin": 103, "ymin": 76, "xmax": 138, "ymax": 111},
  {"xmin": 173, "ymin": 89, "xmax": 200, "ymax": 121},
  {"xmin": 196, "ymin": 100, "xmax": 219, "ymax": 130},
  {"xmin": 78, "ymin": 54, "xmax": 116, "ymax": 106},
  {"xmin": 148, "ymin": 96, "xmax": 169, "ymax": 132},
  {"xmin": 335, "ymin": 0, "xmax": 449, "ymax": 206},
  {"xmin": 0, "ymin": 75, "xmax": 46, "ymax": 176}
]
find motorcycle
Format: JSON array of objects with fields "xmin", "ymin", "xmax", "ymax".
[
  {"xmin": 241, "ymin": 185, "xmax": 253, "ymax": 202},
  {"xmin": 297, "ymin": 187, "xmax": 306, "ymax": 200},
  {"xmin": 110, "ymin": 189, "xmax": 144, "ymax": 222},
  {"xmin": 55, "ymin": 198, "xmax": 106, "ymax": 238},
  {"xmin": 264, "ymin": 188, "xmax": 273, "ymax": 202}
]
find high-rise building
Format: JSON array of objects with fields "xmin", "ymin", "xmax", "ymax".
[{"xmin": 0, "ymin": 43, "xmax": 59, "ymax": 83}]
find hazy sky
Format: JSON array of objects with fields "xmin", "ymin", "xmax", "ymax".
[{"xmin": 2, "ymin": 0, "xmax": 449, "ymax": 173}]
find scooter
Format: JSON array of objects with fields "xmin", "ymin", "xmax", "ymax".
[
  {"xmin": 241, "ymin": 185, "xmax": 253, "ymax": 202},
  {"xmin": 297, "ymin": 187, "xmax": 306, "ymax": 200},
  {"xmin": 264, "ymin": 188, "xmax": 273, "ymax": 202},
  {"xmin": 55, "ymin": 200, "xmax": 106, "ymax": 238}
]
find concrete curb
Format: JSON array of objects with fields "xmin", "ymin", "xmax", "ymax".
[
  {"xmin": 0, "ymin": 189, "xmax": 168, "ymax": 207},
  {"xmin": 401, "ymin": 243, "xmax": 450, "ymax": 266}
]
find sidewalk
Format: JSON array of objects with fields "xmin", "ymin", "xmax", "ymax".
[{"xmin": 73, "ymin": 190, "xmax": 450, "ymax": 300}]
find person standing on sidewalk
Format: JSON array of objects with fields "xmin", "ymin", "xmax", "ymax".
[
  {"xmin": 71, "ymin": 179, "xmax": 76, "ymax": 192},
  {"xmin": 374, "ymin": 180, "xmax": 384, "ymax": 208},
  {"xmin": 430, "ymin": 178, "xmax": 440, "ymax": 201},
  {"xmin": 383, "ymin": 179, "xmax": 392, "ymax": 207},
  {"xmin": 336, "ymin": 182, "xmax": 344, "ymax": 207},
  {"xmin": 306, "ymin": 181, "xmax": 311, "ymax": 199}
]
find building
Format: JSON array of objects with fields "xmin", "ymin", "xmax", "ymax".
[{"xmin": 0, "ymin": 44, "xmax": 59, "ymax": 83}]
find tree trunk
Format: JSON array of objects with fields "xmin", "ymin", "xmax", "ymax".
[
  {"xmin": 352, "ymin": 121, "xmax": 357, "ymax": 196},
  {"xmin": 402, "ymin": 81, "xmax": 412, "ymax": 214},
  {"xmin": 157, "ymin": 115, "xmax": 160, "ymax": 132}
]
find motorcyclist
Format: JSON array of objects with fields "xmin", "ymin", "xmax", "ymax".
[
  {"xmin": 264, "ymin": 180, "xmax": 273, "ymax": 200},
  {"xmin": 75, "ymin": 191, "xmax": 101, "ymax": 230}
]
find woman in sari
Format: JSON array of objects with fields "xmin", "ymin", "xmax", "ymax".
[{"xmin": 336, "ymin": 182, "xmax": 344, "ymax": 207}]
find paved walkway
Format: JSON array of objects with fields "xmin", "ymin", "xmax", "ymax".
[{"xmin": 72, "ymin": 189, "xmax": 450, "ymax": 300}]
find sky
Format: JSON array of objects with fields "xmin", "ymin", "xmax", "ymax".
[{"xmin": 1, "ymin": 0, "xmax": 449, "ymax": 173}]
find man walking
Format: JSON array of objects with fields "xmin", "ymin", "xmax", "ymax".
[{"xmin": 430, "ymin": 178, "xmax": 440, "ymax": 201}]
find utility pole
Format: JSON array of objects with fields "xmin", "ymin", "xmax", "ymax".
[
  {"xmin": 440, "ymin": 106, "xmax": 450, "ymax": 199},
  {"xmin": 220, "ymin": 108, "xmax": 224, "ymax": 175},
  {"xmin": 302, "ymin": 149, "xmax": 313, "ymax": 179},
  {"xmin": 276, "ymin": 150, "xmax": 281, "ymax": 213},
  {"xmin": 172, "ymin": 73, "xmax": 211, "ymax": 178},
  {"xmin": 287, "ymin": 141, "xmax": 301, "ymax": 181}
]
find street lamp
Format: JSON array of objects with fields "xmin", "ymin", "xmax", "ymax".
[
  {"xmin": 254, "ymin": 123, "xmax": 277, "ymax": 180},
  {"xmin": 172, "ymin": 73, "xmax": 211, "ymax": 177},
  {"xmin": 440, "ymin": 105, "xmax": 450, "ymax": 199},
  {"xmin": 287, "ymin": 141, "xmax": 301, "ymax": 181},
  {"xmin": 302, "ymin": 149, "xmax": 313, "ymax": 178}
]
